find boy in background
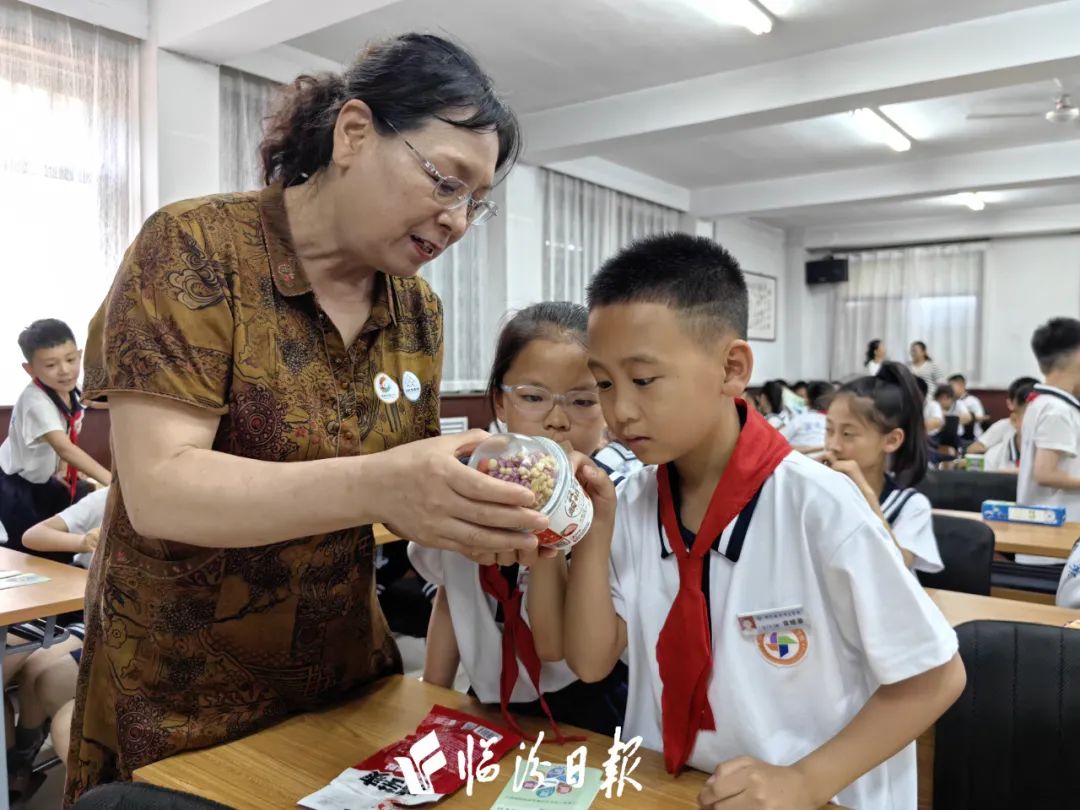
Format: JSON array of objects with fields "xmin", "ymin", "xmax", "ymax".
[
  {"xmin": 1019, "ymin": 318, "xmax": 1080, "ymax": 527},
  {"xmin": 967, "ymin": 377, "xmax": 1039, "ymax": 472},
  {"xmin": 949, "ymin": 374, "xmax": 989, "ymax": 440},
  {"xmin": 540, "ymin": 234, "xmax": 964, "ymax": 809},
  {"xmin": 0, "ymin": 320, "xmax": 110, "ymax": 555}
]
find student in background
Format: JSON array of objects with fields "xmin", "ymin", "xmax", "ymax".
[
  {"xmin": 968, "ymin": 377, "xmax": 1039, "ymax": 472},
  {"xmin": 793, "ymin": 381, "xmax": 809, "ymax": 403},
  {"xmin": 409, "ymin": 302, "xmax": 629, "ymax": 737},
  {"xmin": 865, "ymin": 339, "xmax": 886, "ymax": 376},
  {"xmin": 823, "ymin": 364, "xmax": 943, "ymax": 574},
  {"xmin": 781, "ymin": 381, "xmax": 835, "ymax": 452},
  {"xmin": 551, "ymin": 233, "xmax": 963, "ymax": 809},
  {"xmin": 1019, "ymin": 318, "xmax": 1080, "ymax": 543},
  {"xmin": 0, "ymin": 320, "xmax": 111, "ymax": 558},
  {"xmin": 949, "ymin": 374, "xmax": 989, "ymax": 440},
  {"xmin": 756, "ymin": 380, "xmax": 788, "ymax": 428},
  {"xmin": 917, "ymin": 377, "xmax": 944, "ymax": 436},
  {"xmin": 909, "ymin": 341, "xmax": 943, "ymax": 395},
  {"xmin": 6, "ymin": 487, "xmax": 107, "ymax": 798}
]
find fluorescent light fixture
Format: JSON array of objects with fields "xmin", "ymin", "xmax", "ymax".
[
  {"xmin": 956, "ymin": 192, "xmax": 986, "ymax": 211},
  {"xmin": 688, "ymin": 0, "xmax": 775, "ymax": 35},
  {"xmin": 851, "ymin": 108, "xmax": 912, "ymax": 152}
]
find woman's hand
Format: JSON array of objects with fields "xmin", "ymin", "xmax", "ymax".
[{"xmin": 380, "ymin": 430, "xmax": 550, "ymax": 566}]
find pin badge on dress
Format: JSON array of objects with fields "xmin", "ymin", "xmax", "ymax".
[
  {"xmin": 374, "ymin": 372, "xmax": 400, "ymax": 404},
  {"xmin": 401, "ymin": 370, "xmax": 422, "ymax": 403}
]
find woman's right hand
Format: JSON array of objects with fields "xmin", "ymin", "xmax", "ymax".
[{"xmin": 378, "ymin": 430, "xmax": 549, "ymax": 566}]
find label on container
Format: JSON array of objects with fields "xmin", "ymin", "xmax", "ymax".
[{"xmin": 535, "ymin": 474, "xmax": 593, "ymax": 551}]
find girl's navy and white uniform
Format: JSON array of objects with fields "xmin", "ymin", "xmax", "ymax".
[
  {"xmin": 608, "ymin": 454, "xmax": 956, "ymax": 810},
  {"xmin": 408, "ymin": 453, "xmax": 632, "ymax": 734},
  {"xmin": 879, "ymin": 478, "xmax": 944, "ymax": 574},
  {"xmin": 591, "ymin": 441, "xmax": 644, "ymax": 488}
]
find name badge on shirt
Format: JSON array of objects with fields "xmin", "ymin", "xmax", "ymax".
[{"xmin": 736, "ymin": 605, "xmax": 807, "ymax": 637}]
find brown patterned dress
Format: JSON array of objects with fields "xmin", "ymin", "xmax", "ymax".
[{"xmin": 64, "ymin": 184, "xmax": 444, "ymax": 805}]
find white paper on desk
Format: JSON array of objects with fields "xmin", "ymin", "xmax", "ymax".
[
  {"xmin": 298, "ymin": 767, "xmax": 442, "ymax": 810},
  {"xmin": 0, "ymin": 573, "xmax": 48, "ymax": 590}
]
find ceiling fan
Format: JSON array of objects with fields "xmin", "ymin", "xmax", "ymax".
[{"xmin": 966, "ymin": 78, "xmax": 1079, "ymax": 124}]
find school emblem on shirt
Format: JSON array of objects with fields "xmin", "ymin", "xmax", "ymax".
[{"xmin": 756, "ymin": 628, "xmax": 808, "ymax": 667}]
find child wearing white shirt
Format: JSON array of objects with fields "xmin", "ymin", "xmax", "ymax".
[
  {"xmin": 532, "ymin": 234, "xmax": 965, "ymax": 810},
  {"xmin": 1020, "ymin": 319, "xmax": 1080, "ymax": 568}
]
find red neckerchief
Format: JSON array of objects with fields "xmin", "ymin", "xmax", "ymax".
[
  {"xmin": 655, "ymin": 400, "xmax": 791, "ymax": 774},
  {"xmin": 477, "ymin": 564, "xmax": 585, "ymax": 745},
  {"xmin": 33, "ymin": 378, "xmax": 83, "ymax": 501}
]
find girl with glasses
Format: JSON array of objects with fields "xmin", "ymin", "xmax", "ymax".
[{"xmin": 410, "ymin": 302, "xmax": 637, "ymax": 737}]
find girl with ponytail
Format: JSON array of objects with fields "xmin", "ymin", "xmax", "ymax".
[{"xmin": 822, "ymin": 362, "xmax": 943, "ymax": 573}]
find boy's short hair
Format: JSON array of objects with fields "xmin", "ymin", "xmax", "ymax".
[
  {"xmin": 1032, "ymin": 317, "xmax": 1080, "ymax": 373},
  {"xmin": 17, "ymin": 319, "xmax": 77, "ymax": 362},
  {"xmin": 1007, "ymin": 375, "xmax": 1039, "ymax": 405},
  {"xmin": 934, "ymin": 384, "xmax": 954, "ymax": 401},
  {"xmin": 587, "ymin": 233, "xmax": 748, "ymax": 340},
  {"xmin": 948, "ymin": 374, "xmax": 966, "ymax": 385}
]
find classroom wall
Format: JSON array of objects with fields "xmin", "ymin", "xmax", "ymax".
[
  {"xmin": 154, "ymin": 50, "xmax": 221, "ymax": 208},
  {"xmin": 981, "ymin": 235, "xmax": 1080, "ymax": 386},
  {"xmin": 783, "ymin": 229, "xmax": 1080, "ymax": 386},
  {"xmin": 712, "ymin": 218, "xmax": 788, "ymax": 384}
]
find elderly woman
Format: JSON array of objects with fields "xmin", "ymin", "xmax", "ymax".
[{"xmin": 65, "ymin": 34, "xmax": 543, "ymax": 803}]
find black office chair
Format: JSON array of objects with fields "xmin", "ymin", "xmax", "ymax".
[
  {"xmin": 933, "ymin": 620, "xmax": 1080, "ymax": 809},
  {"xmin": 72, "ymin": 784, "xmax": 232, "ymax": 809},
  {"xmin": 916, "ymin": 469, "xmax": 1018, "ymax": 512},
  {"xmin": 916, "ymin": 515, "xmax": 993, "ymax": 595}
]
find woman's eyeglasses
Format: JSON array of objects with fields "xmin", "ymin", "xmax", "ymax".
[
  {"xmin": 384, "ymin": 120, "xmax": 498, "ymax": 225},
  {"xmin": 500, "ymin": 384, "xmax": 601, "ymax": 417}
]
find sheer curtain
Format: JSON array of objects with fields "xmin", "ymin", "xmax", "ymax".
[
  {"xmin": 425, "ymin": 230, "xmax": 488, "ymax": 392},
  {"xmin": 542, "ymin": 170, "xmax": 682, "ymax": 303},
  {"xmin": 219, "ymin": 67, "xmax": 279, "ymax": 192},
  {"xmin": 0, "ymin": 0, "xmax": 139, "ymax": 403},
  {"xmin": 830, "ymin": 244, "xmax": 986, "ymax": 381}
]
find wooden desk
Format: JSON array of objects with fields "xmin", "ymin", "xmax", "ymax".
[
  {"xmin": 933, "ymin": 509, "xmax": 1080, "ymax": 559},
  {"xmin": 916, "ymin": 589, "xmax": 1080, "ymax": 810},
  {"xmin": 373, "ymin": 523, "xmax": 400, "ymax": 545},
  {"xmin": 136, "ymin": 675, "xmax": 711, "ymax": 809},
  {"xmin": 0, "ymin": 547, "xmax": 88, "ymax": 626},
  {"xmin": 0, "ymin": 548, "xmax": 87, "ymax": 810}
]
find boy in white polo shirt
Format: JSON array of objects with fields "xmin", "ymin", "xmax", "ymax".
[
  {"xmin": 549, "ymin": 234, "xmax": 965, "ymax": 810},
  {"xmin": 0, "ymin": 320, "xmax": 111, "ymax": 557},
  {"xmin": 1019, "ymin": 318, "xmax": 1080, "ymax": 570}
]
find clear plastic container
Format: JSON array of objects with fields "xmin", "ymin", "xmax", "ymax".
[{"xmin": 468, "ymin": 433, "xmax": 594, "ymax": 551}]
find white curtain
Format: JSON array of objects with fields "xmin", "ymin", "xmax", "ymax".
[
  {"xmin": 0, "ymin": 0, "xmax": 139, "ymax": 403},
  {"xmin": 830, "ymin": 243, "xmax": 986, "ymax": 381},
  {"xmin": 425, "ymin": 230, "xmax": 488, "ymax": 392},
  {"xmin": 542, "ymin": 170, "xmax": 682, "ymax": 303},
  {"xmin": 219, "ymin": 67, "xmax": 279, "ymax": 192}
]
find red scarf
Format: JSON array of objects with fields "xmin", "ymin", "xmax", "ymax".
[
  {"xmin": 33, "ymin": 378, "xmax": 82, "ymax": 501},
  {"xmin": 655, "ymin": 400, "xmax": 791, "ymax": 774},
  {"xmin": 477, "ymin": 564, "xmax": 585, "ymax": 745}
]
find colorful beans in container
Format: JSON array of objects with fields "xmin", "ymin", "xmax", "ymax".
[{"xmin": 468, "ymin": 434, "xmax": 594, "ymax": 551}]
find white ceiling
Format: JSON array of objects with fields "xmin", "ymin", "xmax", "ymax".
[
  {"xmin": 92, "ymin": 0, "xmax": 1080, "ymax": 234},
  {"xmin": 289, "ymin": 0, "xmax": 1061, "ymax": 114}
]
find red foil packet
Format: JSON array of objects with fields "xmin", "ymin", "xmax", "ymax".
[{"xmin": 299, "ymin": 705, "xmax": 522, "ymax": 809}]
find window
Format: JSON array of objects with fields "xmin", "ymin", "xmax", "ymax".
[
  {"xmin": 830, "ymin": 244, "xmax": 985, "ymax": 380},
  {"xmin": 542, "ymin": 170, "xmax": 682, "ymax": 304},
  {"xmin": 0, "ymin": 0, "xmax": 139, "ymax": 402},
  {"xmin": 219, "ymin": 67, "xmax": 279, "ymax": 192}
]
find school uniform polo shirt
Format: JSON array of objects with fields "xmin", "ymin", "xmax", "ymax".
[
  {"xmin": 959, "ymin": 393, "xmax": 986, "ymax": 439},
  {"xmin": 880, "ymin": 479, "xmax": 943, "ymax": 574},
  {"xmin": 779, "ymin": 411, "xmax": 826, "ymax": 449},
  {"xmin": 609, "ymin": 454, "xmax": 956, "ymax": 809},
  {"xmin": 983, "ymin": 424, "xmax": 1020, "ymax": 472},
  {"xmin": 0, "ymin": 382, "xmax": 71, "ymax": 483},
  {"xmin": 1018, "ymin": 385, "xmax": 1080, "ymax": 565}
]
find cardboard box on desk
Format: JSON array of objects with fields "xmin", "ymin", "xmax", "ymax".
[{"xmin": 982, "ymin": 500, "xmax": 1067, "ymax": 527}]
